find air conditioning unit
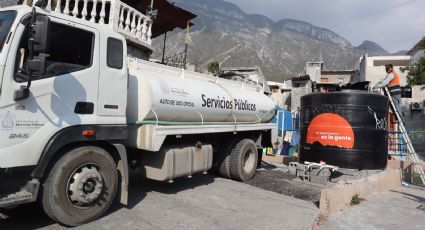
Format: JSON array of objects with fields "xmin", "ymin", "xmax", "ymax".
[{"xmin": 410, "ymin": 101, "xmax": 424, "ymax": 111}]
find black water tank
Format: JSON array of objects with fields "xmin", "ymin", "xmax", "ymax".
[{"xmin": 299, "ymin": 91, "xmax": 389, "ymax": 169}]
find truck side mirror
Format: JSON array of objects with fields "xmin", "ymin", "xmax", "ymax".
[
  {"xmin": 14, "ymin": 14, "xmax": 51, "ymax": 101},
  {"xmin": 31, "ymin": 14, "xmax": 50, "ymax": 52}
]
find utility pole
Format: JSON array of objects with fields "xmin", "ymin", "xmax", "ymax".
[
  {"xmin": 184, "ymin": 20, "xmax": 190, "ymax": 69},
  {"xmin": 161, "ymin": 32, "xmax": 167, "ymax": 64}
]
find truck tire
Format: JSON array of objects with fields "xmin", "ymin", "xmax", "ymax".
[
  {"xmin": 218, "ymin": 154, "xmax": 231, "ymax": 179},
  {"xmin": 42, "ymin": 146, "xmax": 118, "ymax": 226},
  {"xmin": 218, "ymin": 140, "xmax": 239, "ymax": 179},
  {"xmin": 218, "ymin": 140, "xmax": 238, "ymax": 179},
  {"xmin": 229, "ymin": 139, "xmax": 258, "ymax": 181}
]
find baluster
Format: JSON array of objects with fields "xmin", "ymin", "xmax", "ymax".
[
  {"xmin": 54, "ymin": 0, "xmax": 62, "ymax": 13},
  {"xmin": 147, "ymin": 21, "xmax": 152, "ymax": 44},
  {"xmin": 90, "ymin": 0, "xmax": 98, "ymax": 23},
  {"xmin": 130, "ymin": 12, "xmax": 137, "ymax": 35},
  {"xmin": 64, "ymin": 0, "xmax": 70, "ymax": 15},
  {"xmin": 32, "ymin": 0, "xmax": 36, "ymax": 6},
  {"xmin": 72, "ymin": 0, "xmax": 79, "ymax": 18},
  {"xmin": 118, "ymin": 6, "xmax": 125, "ymax": 29},
  {"xmin": 136, "ymin": 16, "xmax": 142, "ymax": 39},
  {"xmin": 82, "ymin": 0, "xmax": 88, "ymax": 19},
  {"xmin": 46, "ymin": 0, "xmax": 52, "ymax": 10},
  {"xmin": 23, "ymin": 0, "xmax": 28, "ymax": 6},
  {"xmin": 99, "ymin": 0, "xmax": 106, "ymax": 24},
  {"xmin": 124, "ymin": 8, "xmax": 131, "ymax": 32},
  {"xmin": 141, "ymin": 18, "xmax": 147, "ymax": 42}
]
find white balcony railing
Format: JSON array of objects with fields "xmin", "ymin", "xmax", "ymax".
[{"xmin": 21, "ymin": 0, "xmax": 153, "ymax": 47}]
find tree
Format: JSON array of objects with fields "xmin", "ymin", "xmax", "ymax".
[
  {"xmin": 402, "ymin": 38, "xmax": 425, "ymax": 85},
  {"xmin": 207, "ymin": 61, "xmax": 220, "ymax": 75},
  {"xmin": 402, "ymin": 56, "xmax": 425, "ymax": 86}
]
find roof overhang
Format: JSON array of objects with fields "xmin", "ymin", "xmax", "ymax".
[{"xmin": 123, "ymin": 0, "xmax": 197, "ymax": 38}]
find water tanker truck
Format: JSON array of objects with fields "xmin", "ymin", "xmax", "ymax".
[{"xmin": 0, "ymin": 0, "xmax": 278, "ymax": 226}]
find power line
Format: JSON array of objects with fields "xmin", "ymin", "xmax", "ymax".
[{"xmin": 327, "ymin": 0, "xmax": 418, "ymax": 28}]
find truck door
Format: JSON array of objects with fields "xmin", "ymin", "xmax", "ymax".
[
  {"xmin": 0, "ymin": 16, "xmax": 100, "ymax": 168},
  {"xmin": 97, "ymin": 36, "xmax": 127, "ymax": 124}
]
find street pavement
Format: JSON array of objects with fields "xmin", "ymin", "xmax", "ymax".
[
  {"xmin": 318, "ymin": 186, "xmax": 425, "ymax": 230},
  {"xmin": 0, "ymin": 174, "xmax": 319, "ymax": 230}
]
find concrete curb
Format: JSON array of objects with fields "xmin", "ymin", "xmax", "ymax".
[{"xmin": 319, "ymin": 169, "xmax": 402, "ymax": 217}]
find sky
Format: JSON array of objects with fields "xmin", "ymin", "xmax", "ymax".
[{"xmin": 226, "ymin": 0, "xmax": 425, "ymax": 53}]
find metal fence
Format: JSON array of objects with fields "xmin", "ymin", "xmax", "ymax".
[
  {"xmin": 388, "ymin": 131, "xmax": 407, "ymax": 157},
  {"xmin": 163, "ymin": 51, "xmax": 187, "ymax": 69}
]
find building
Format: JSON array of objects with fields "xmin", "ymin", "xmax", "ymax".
[
  {"xmin": 268, "ymin": 81, "xmax": 291, "ymax": 110},
  {"xmin": 270, "ymin": 63, "xmax": 355, "ymax": 112},
  {"xmin": 356, "ymin": 51, "xmax": 425, "ymax": 157},
  {"xmin": 355, "ymin": 54, "xmax": 413, "ymax": 112},
  {"xmin": 306, "ymin": 62, "xmax": 354, "ymax": 85},
  {"xmin": 305, "ymin": 62, "xmax": 323, "ymax": 83},
  {"xmin": 354, "ymin": 54, "xmax": 425, "ymax": 114},
  {"xmin": 355, "ymin": 54, "xmax": 411, "ymax": 86},
  {"xmin": 288, "ymin": 76, "xmax": 313, "ymax": 112},
  {"xmin": 320, "ymin": 70, "xmax": 355, "ymax": 85}
]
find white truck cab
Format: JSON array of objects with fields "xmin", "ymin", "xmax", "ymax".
[
  {"xmin": 0, "ymin": 5, "xmax": 128, "ymax": 168},
  {"xmin": 0, "ymin": 1, "xmax": 278, "ymax": 226}
]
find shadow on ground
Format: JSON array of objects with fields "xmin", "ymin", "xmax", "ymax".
[
  {"xmin": 390, "ymin": 187, "xmax": 425, "ymax": 212},
  {"xmin": 0, "ymin": 171, "xmax": 216, "ymax": 229}
]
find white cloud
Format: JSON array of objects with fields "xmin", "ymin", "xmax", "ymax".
[{"xmin": 226, "ymin": 0, "xmax": 425, "ymax": 52}]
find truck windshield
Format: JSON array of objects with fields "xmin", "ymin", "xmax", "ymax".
[{"xmin": 0, "ymin": 11, "xmax": 17, "ymax": 53}]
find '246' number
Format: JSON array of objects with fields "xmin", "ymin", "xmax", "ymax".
[{"xmin": 9, "ymin": 133, "xmax": 29, "ymax": 139}]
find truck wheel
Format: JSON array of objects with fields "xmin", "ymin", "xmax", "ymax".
[
  {"xmin": 218, "ymin": 140, "xmax": 238, "ymax": 179},
  {"xmin": 42, "ymin": 146, "xmax": 118, "ymax": 226},
  {"xmin": 219, "ymin": 154, "xmax": 231, "ymax": 179},
  {"xmin": 229, "ymin": 139, "xmax": 258, "ymax": 181},
  {"xmin": 218, "ymin": 143, "xmax": 231, "ymax": 179}
]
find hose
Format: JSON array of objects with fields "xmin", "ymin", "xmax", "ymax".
[{"xmin": 130, "ymin": 109, "xmax": 276, "ymax": 126}]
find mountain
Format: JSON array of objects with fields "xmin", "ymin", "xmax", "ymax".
[
  {"xmin": 355, "ymin": 40, "xmax": 389, "ymax": 56},
  {"xmin": 392, "ymin": 50, "xmax": 408, "ymax": 55},
  {"xmin": 151, "ymin": 0, "xmax": 369, "ymax": 81}
]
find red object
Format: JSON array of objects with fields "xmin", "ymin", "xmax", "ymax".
[
  {"xmin": 82, "ymin": 130, "xmax": 96, "ymax": 136},
  {"xmin": 306, "ymin": 113, "xmax": 355, "ymax": 149}
]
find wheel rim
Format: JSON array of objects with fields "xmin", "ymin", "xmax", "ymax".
[
  {"xmin": 67, "ymin": 163, "xmax": 104, "ymax": 208},
  {"xmin": 242, "ymin": 149, "xmax": 255, "ymax": 173}
]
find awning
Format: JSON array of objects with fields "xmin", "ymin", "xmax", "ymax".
[{"xmin": 123, "ymin": 0, "xmax": 197, "ymax": 38}]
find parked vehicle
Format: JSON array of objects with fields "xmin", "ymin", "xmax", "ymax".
[{"xmin": 0, "ymin": 1, "xmax": 277, "ymax": 226}]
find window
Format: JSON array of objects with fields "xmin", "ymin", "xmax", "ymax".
[
  {"xmin": 0, "ymin": 11, "xmax": 17, "ymax": 53},
  {"xmin": 401, "ymin": 86, "xmax": 412, "ymax": 98},
  {"xmin": 107, "ymin": 38, "xmax": 123, "ymax": 69},
  {"xmin": 15, "ymin": 20, "xmax": 94, "ymax": 82}
]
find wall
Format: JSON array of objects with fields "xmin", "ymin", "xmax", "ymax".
[
  {"xmin": 291, "ymin": 81, "xmax": 312, "ymax": 112},
  {"xmin": 306, "ymin": 62, "xmax": 323, "ymax": 83},
  {"xmin": 320, "ymin": 73, "xmax": 352, "ymax": 85},
  {"xmin": 357, "ymin": 54, "xmax": 367, "ymax": 82},
  {"xmin": 404, "ymin": 86, "xmax": 425, "ymax": 157},
  {"xmin": 362, "ymin": 55, "xmax": 411, "ymax": 87},
  {"xmin": 0, "ymin": 0, "xmax": 17, "ymax": 8},
  {"xmin": 270, "ymin": 91, "xmax": 291, "ymax": 110}
]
